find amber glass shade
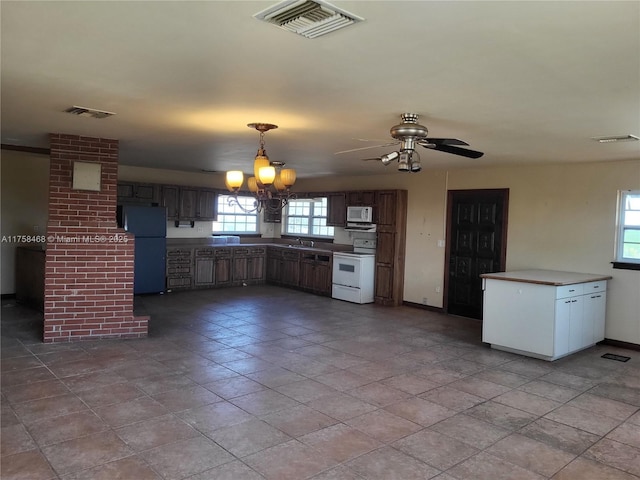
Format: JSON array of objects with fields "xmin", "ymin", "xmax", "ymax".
[
  {"xmin": 225, "ymin": 171, "xmax": 243, "ymax": 191},
  {"xmin": 258, "ymin": 166, "xmax": 276, "ymax": 186},
  {"xmin": 253, "ymin": 155, "xmax": 270, "ymax": 180},
  {"xmin": 273, "ymin": 172, "xmax": 285, "ymax": 192},
  {"xmin": 280, "ymin": 168, "xmax": 296, "ymax": 187},
  {"xmin": 247, "ymin": 176, "xmax": 258, "ymax": 193}
]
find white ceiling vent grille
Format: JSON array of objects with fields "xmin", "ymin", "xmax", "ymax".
[
  {"xmin": 254, "ymin": 0, "xmax": 363, "ymax": 39},
  {"xmin": 64, "ymin": 106, "xmax": 116, "ymax": 119}
]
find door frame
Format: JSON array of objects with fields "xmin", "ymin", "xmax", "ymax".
[{"xmin": 443, "ymin": 188, "xmax": 510, "ymax": 317}]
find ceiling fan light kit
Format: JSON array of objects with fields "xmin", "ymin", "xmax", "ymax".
[{"xmin": 225, "ymin": 123, "xmax": 297, "ymax": 213}]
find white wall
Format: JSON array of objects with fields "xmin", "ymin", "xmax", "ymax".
[{"xmin": 1, "ymin": 151, "xmax": 50, "ymax": 294}]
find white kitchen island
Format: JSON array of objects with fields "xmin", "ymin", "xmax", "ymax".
[{"xmin": 481, "ymin": 270, "xmax": 612, "ymax": 361}]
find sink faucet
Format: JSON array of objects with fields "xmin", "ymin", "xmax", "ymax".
[
  {"xmin": 296, "ymin": 237, "xmax": 303, "ymax": 245},
  {"xmin": 310, "ymin": 241, "xmax": 314, "ymax": 247}
]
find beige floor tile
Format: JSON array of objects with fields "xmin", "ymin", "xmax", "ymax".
[
  {"xmin": 306, "ymin": 391, "xmax": 377, "ymax": 421},
  {"xmin": 244, "ymin": 439, "xmax": 337, "ymax": 480},
  {"xmin": 493, "ymin": 389, "xmax": 562, "ymax": 416},
  {"xmin": 299, "ymin": 424, "xmax": 381, "ymax": 462},
  {"xmin": 553, "ymin": 457, "xmax": 639, "ymax": 480},
  {"xmin": 202, "ymin": 375, "xmax": 266, "ymax": 399},
  {"xmin": 346, "ymin": 446, "xmax": 441, "ymax": 479},
  {"xmin": 261, "ymin": 404, "xmax": 338, "ymax": 437},
  {"xmin": 486, "ymin": 433, "xmax": 576, "ymax": 477},
  {"xmin": 207, "ymin": 418, "xmax": 291, "ymax": 457},
  {"xmin": 346, "ymin": 409, "xmax": 422, "ymax": 443},
  {"xmin": 41, "ymin": 431, "xmax": 132, "ymax": 476},
  {"xmin": 0, "ymin": 449, "xmax": 56, "ymax": 480},
  {"xmin": 151, "ymin": 385, "xmax": 223, "ymax": 412},
  {"xmin": 0, "ymin": 424, "xmax": 36, "ymax": 457},
  {"xmin": 115, "ymin": 413, "xmax": 199, "ymax": 451},
  {"xmin": 606, "ymin": 422, "xmax": 640, "ymax": 449},
  {"xmin": 27, "ymin": 410, "xmax": 108, "ymax": 447},
  {"xmin": 419, "ymin": 385, "xmax": 485, "ymax": 411},
  {"xmin": 384, "ymin": 397, "xmax": 455, "ymax": 427},
  {"xmin": 545, "ymin": 404, "xmax": 622, "ymax": 436},
  {"xmin": 59, "ymin": 456, "xmax": 161, "ymax": 480},
  {"xmin": 177, "ymin": 401, "xmax": 253, "ymax": 432},
  {"xmin": 430, "ymin": 413, "xmax": 510, "ymax": 449},
  {"xmin": 520, "ymin": 418, "xmax": 601, "ymax": 455},
  {"xmin": 585, "ymin": 438, "xmax": 640, "ymax": 477},
  {"xmin": 465, "ymin": 400, "xmax": 538, "ymax": 430},
  {"xmin": 393, "ymin": 429, "xmax": 478, "ymax": 470},
  {"xmin": 93, "ymin": 396, "xmax": 168, "ymax": 427},
  {"xmin": 187, "ymin": 460, "xmax": 265, "ymax": 480},
  {"xmin": 568, "ymin": 392, "xmax": 640, "ymax": 421},
  {"xmin": 447, "ymin": 451, "xmax": 545, "ymax": 480},
  {"xmin": 139, "ymin": 435, "xmax": 234, "ymax": 480}
]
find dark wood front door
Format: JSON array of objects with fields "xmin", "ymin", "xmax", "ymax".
[{"xmin": 445, "ymin": 189, "xmax": 509, "ymax": 319}]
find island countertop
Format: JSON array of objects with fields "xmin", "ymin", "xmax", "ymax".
[{"xmin": 480, "ymin": 269, "xmax": 612, "ymax": 286}]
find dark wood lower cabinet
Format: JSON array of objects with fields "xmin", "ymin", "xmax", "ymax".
[
  {"xmin": 232, "ymin": 247, "xmax": 266, "ymax": 286},
  {"xmin": 300, "ymin": 253, "xmax": 332, "ymax": 296}
]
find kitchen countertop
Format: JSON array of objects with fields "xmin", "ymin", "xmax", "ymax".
[
  {"xmin": 165, "ymin": 241, "xmax": 342, "ymax": 255},
  {"xmin": 480, "ymin": 269, "xmax": 612, "ymax": 286}
]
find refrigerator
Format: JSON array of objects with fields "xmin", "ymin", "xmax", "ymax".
[{"xmin": 118, "ymin": 205, "xmax": 167, "ymax": 294}]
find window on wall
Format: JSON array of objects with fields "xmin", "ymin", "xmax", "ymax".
[
  {"xmin": 285, "ymin": 198, "xmax": 334, "ymax": 237},
  {"xmin": 616, "ymin": 190, "xmax": 640, "ymax": 265},
  {"xmin": 212, "ymin": 195, "xmax": 258, "ymax": 234}
]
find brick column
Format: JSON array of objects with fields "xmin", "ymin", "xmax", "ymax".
[{"xmin": 43, "ymin": 134, "xmax": 148, "ymax": 342}]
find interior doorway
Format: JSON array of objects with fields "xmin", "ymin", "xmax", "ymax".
[{"xmin": 444, "ymin": 189, "xmax": 509, "ymax": 320}]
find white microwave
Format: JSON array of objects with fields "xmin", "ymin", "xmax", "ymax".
[{"xmin": 346, "ymin": 205, "xmax": 373, "ymax": 223}]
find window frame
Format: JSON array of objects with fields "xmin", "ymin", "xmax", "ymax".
[
  {"xmin": 613, "ymin": 190, "xmax": 640, "ymax": 270},
  {"xmin": 283, "ymin": 197, "xmax": 334, "ymax": 238},
  {"xmin": 212, "ymin": 194, "xmax": 259, "ymax": 235}
]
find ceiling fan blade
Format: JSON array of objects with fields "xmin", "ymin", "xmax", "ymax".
[
  {"xmin": 334, "ymin": 141, "xmax": 399, "ymax": 155},
  {"xmin": 418, "ymin": 138, "xmax": 469, "ymax": 147},
  {"xmin": 360, "ymin": 157, "xmax": 382, "ymax": 162},
  {"xmin": 426, "ymin": 143, "xmax": 484, "ymax": 159}
]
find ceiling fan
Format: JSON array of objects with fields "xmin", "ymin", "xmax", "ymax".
[{"xmin": 335, "ymin": 113, "xmax": 484, "ymax": 172}]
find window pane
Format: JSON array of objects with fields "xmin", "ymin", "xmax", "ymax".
[
  {"xmin": 284, "ymin": 197, "xmax": 334, "ymax": 238},
  {"xmin": 212, "ymin": 195, "xmax": 258, "ymax": 234},
  {"xmin": 618, "ymin": 191, "xmax": 640, "ymax": 262}
]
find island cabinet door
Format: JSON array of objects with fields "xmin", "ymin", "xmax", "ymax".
[{"xmin": 482, "ymin": 280, "xmax": 557, "ymax": 357}]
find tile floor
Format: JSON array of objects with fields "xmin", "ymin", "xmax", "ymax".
[{"xmin": 1, "ymin": 285, "xmax": 639, "ymax": 479}]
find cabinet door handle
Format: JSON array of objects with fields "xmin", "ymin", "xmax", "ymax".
[
  {"xmin": 571, "ymin": 299, "xmax": 577, "ymax": 303},
  {"xmin": 569, "ymin": 289, "xmax": 576, "ymax": 292},
  {"xmin": 565, "ymin": 300, "xmax": 571, "ymax": 304},
  {"xmin": 591, "ymin": 295, "xmax": 601, "ymax": 299}
]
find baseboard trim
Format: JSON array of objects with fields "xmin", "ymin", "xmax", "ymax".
[
  {"xmin": 403, "ymin": 301, "xmax": 444, "ymax": 313},
  {"xmin": 600, "ymin": 338, "xmax": 640, "ymax": 352}
]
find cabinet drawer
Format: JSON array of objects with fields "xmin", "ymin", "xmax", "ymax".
[
  {"xmin": 556, "ymin": 284, "xmax": 583, "ymax": 299},
  {"xmin": 167, "ymin": 249, "xmax": 192, "ymax": 258},
  {"xmin": 216, "ymin": 248, "xmax": 233, "ymax": 257},
  {"xmin": 195, "ymin": 248, "xmax": 215, "ymax": 257},
  {"xmin": 582, "ymin": 280, "xmax": 607, "ymax": 294},
  {"xmin": 233, "ymin": 248, "xmax": 250, "ymax": 257}
]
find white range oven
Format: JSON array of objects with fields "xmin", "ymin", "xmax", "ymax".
[{"xmin": 332, "ymin": 239, "xmax": 376, "ymax": 304}]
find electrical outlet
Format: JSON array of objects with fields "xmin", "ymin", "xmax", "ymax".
[
  {"xmin": 197, "ymin": 226, "xmax": 204, "ymax": 233},
  {"xmin": 437, "ymin": 240, "xmax": 445, "ymax": 248},
  {"xmin": 422, "ymin": 297, "xmax": 428, "ymax": 305},
  {"xmin": 435, "ymin": 286, "xmax": 441, "ymax": 293}
]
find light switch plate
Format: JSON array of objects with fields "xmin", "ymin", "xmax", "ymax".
[{"xmin": 72, "ymin": 161, "xmax": 101, "ymax": 191}]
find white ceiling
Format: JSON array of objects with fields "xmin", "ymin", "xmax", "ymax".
[{"xmin": 1, "ymin": 1, "xmax": 639, "ymax": 178}]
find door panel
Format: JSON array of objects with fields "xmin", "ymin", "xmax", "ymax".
[{"xmin": 446, "ymin": 189, "xmax": 508, "ymax": 319}]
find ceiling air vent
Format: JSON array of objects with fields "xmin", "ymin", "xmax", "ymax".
[
  {"xmin": 254, "ymin": 0, "xmax": 363, "ymax": 39},
  {"xmin": 64, "ymin": 106, "xmax": 116, "ymax": 119}
]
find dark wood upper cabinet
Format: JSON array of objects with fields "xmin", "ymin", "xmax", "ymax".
[
  {"xmin": 326, "ymin": 192, "xmax": 346, "ymax": 227},
  {"xmin": 346, "ymin": 190, "xmax": 375, "ymax": 207}
]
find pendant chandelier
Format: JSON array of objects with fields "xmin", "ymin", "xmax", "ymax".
[{"xmin": 225, "ymin": 123, "xmax": 297, "ymax": 213}]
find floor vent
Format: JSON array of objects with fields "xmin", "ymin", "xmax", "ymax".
[
  {"xmin": 254, "ymin": 0, "xmax": 363, "ymax": 39},
  {"xmin": 64, "ymin": 106, "xmax": 116, "ymax": 119},
  {"xmin": 601, "ymin": 353, "xmax": 631, "ymax": 362}
]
